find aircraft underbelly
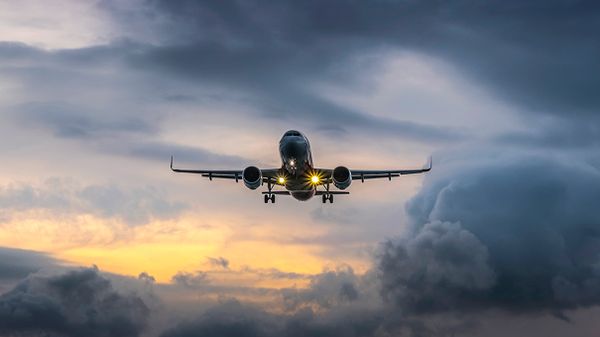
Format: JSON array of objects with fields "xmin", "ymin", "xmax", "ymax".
[
  {"xmin": 285, "ymin": 178, "xmax": 315, "ymax": 201},
  {"xmin": 290, "ymin": 189, "xmax": 315, "ymax": 201}
]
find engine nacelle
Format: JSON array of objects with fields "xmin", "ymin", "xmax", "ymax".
[
  {"xmin": 242, "ymin": 166, "xmax": 262, "ymax": 190},
  {"xmin": 332, "ymin": 166, "xmax": 352, "ymax": 190}
]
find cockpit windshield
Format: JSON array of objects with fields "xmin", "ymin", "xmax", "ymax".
[{"xmin": 284, "ymin": 130, "xmax": 302, "ymax": 137}]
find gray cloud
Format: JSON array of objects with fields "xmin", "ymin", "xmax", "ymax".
[
  {"xmin": 115, "ymin": 140, "xmax": 249, "ymax": 166},
  {"xmin": 159, "ymin": 298, "xmax": 388, "ymax": 337},
  {"xmin": 0, "ymin": 267, "xmax": 149, "ymax": 337},
  {"xmin": 16, "ymin": 101, "xmax": 157, "ymax": 139},
  {"xmin": 138, "ymin": 272, "xmax": 156, "ymax": 283},
  {"xmin": 496, "ymin": 120, "xmax": 600, "ymax": 149},
  {"xmin": 171, "ymin": 271, "xmax": 210, "ymax": 288},
  {"xmin": 0, "ymin": 26, "xmax": 465, "ymax": 146},
  {"xmin": 0, "ymin": 247, "xmax": 60, "ymax": 288},
  {"xmin": 380, "ymin": 220, "xmax": 496, "ymax": 314},
  {"xmin": 281, "ymin": 265, "xmax": 360, "ymax": 312},
  {"xmin": 238, "ymin": 266, "xmax": 308, "ymax": 281},
  {"xmin": 207, "ymin": 256, "xmax": 230, "ymax": 269},
  {"xmin": 0, "ymin": 179, "xmax": 187, "ymax": 225},
  {"xmin": 379, "ymin": 153, "xmax": 600, "ymax": 317},
  {"xmin": 105, "ymin": 0, "xmax": 600, "ymax": 124},
  {"xmin": 10, "ymin": 98, "xmax": 250, "ymax": 165}
]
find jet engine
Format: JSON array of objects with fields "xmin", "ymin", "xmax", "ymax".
[
  {"xmin": 242, "ymin": 166, "xmax": 262, "ymax": 190},
  {"xmin": 332, "ymin": 166, "xmax": 352, "ymax": 190}
]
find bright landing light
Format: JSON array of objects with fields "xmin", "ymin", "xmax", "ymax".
[
  {"xmin": 278, "ymin": 177, "xmax": 285, "ymax": 184},
  {"xmin": 311, "ymin": 175, "xmax": 320, "ymax": 184}
]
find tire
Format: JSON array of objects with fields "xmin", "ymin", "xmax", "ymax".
[
  {"xmin": 329, "ymin": 194, "xmax": 334, "ymax": 203},
  {"xmin": 264, "ymin": 195, "xmax": 269, "ymax": 203},
  {"xmin": 322, "ymin": 194, "xmax": 327, "ymax": 203},
  {"xmin": 271, "ymin": 195, "xmax": 276, "ymax": 203}
]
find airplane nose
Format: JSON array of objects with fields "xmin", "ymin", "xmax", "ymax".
[{"xmin": 282, "ymin": 139, "xmax": 306, "ymax": 158}]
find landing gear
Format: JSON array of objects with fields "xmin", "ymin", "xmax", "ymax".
[
  {"xmin": 321, "ymin": 181, "xmax": 334, "ymax": 204},
  {"xmin": 264, "ymin": 194, "xmax": 275, "ymax": 203},
  {"xmin": 264, "ymin": 180, "xmax": 275, "ymax": 203},
  {"xmin": 322, "ymin": 193, "xmax": 333, "ymax": 203}
]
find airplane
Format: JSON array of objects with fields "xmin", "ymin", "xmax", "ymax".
[{"xmin": 170, "ymin": 130, "xmax": 431, "ymax": 203}]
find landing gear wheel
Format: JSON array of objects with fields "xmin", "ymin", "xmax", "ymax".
[
  {"xmin": 329, "ymin": 194, "xmax": 334, "ymax": 203},
  {"xmin": 322, "ymin": 194, "xmax": 327, "ymax": 203},
  {"xmin": 271, "ymin": 195, "xmax": 276, "ymax": 203},
  {"xmin": 264, "ymin": 194, "xmax": 269, "ymax": 203}
]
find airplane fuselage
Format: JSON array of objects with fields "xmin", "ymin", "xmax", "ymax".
[{"xmin": 278, "ymin": 130, "xmax": 316, "ymax": 201}]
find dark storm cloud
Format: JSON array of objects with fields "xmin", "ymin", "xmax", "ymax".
[
  {"xmin": 1, "ymin": 22, "xmax": 463, "ymax": 145},
  {"xmin": 496, "ymin": 120, "xmax": 600, "ymax": 149},
  {"xmin": 0, "ymin": 267, "xmax": 149, "ymax": 337},
  {"xmin": 379, "ymin": 154, "xmax": 600, "ymax": 316},
  {"xmin": 0, "ymin": 247, "xmax": 60, "ymax": 282},
  {"xmin": 281, "ymin": 266, "xmax": 360, "ymax": 311},
  {"xmin": 159, "ymin": 299, "xmax": 388, "ymax": 337},
  {"xmin": 104, "ymin": 0, "xmax": 600, "ymax": 123},
  {"xmin": 0, "ymin": 179, "xmax": 187, "ymax": 225},
  {"xmin": 123, "ymin": 42, "xmax": 462, "ymax": 142}
]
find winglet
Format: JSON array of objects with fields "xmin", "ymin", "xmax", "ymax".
[
  {"xmin": 425, "ymin": 156, "xmax": 432, "ymax": 171},
  {"xmin": 170, "ymin": 156, "xmax": 174, "ymax": 170}
]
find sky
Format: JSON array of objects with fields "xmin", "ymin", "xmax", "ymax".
[{"xmin": 0, "ymin": 0, "xmax": 599, "ymax": 336}]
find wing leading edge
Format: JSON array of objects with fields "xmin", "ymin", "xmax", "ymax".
[
  {"xmin": 315, "ymin": 156, "xmax": 432, "ymax": 183},
  {"xmin": 350, "ymin": 156, "xmax": 432, "ymax": 181},
  {"xmin": 170, "ymin": 156, "xmax": 280, "ymax": 182}
]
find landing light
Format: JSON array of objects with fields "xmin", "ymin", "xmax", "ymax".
[
  {"xmin": 289, "ymin": 159, "xmax": 295, "ymax": 166},
  {"xmin": 278, "ymin": 177, "xmax": 286, "ymax": 184},
  {"xmin": 311, "ymin": 175, "xmax": 320, "ymax": 184}
]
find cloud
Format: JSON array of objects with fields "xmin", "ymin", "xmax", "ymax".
[
  {"xmin": 104, "ymin": 0, "xmax": 600, "ymax": 123},
  {"xmin": 379, "ymin": 220, "xmax": 496, "ymax": 314},
  {"xmin": 16, "ymin": 101, "xmax": 157, "ymax": 139},
  {"xmin": 379, "ymin": 153, "xmax": 600, "ymax": 316},
  {"xmin": 0, "ymin": 25, "xmax": 465, "ymax": 146},
  {"xmin": 158, "ymin": 298, "xmax": 388, "ymax": 337},
  {"xmin": 207, "ymin": 256, "xmax": 230, "ymax": 269},
  {"xmin": 0, "ymin": 267, "xmax": 149, "ymax": 337},
  {"xmin": 0, "ymin": 247, "xmax": 61, "ymax": 292},
  {"xmin": 11, "ymin": 99, "xmax": 250, "ymax": 165},
  {"xmin": 138, "ymin": 271, "xmax": 156, "ymax": 283},
  {"xmin": 0, "ymin": 178, "xmax": 187, "ymax": 225},
  {"xmin": 171, "ymin": 271, "xmax": 210, "ymax": 288},
  {"xmin": 281, "ymin": 265, "xmax": 361, "ymax": 312},
  {"xmin": 115, "ymin": 140, "xmax": 249, "ymax": 165}
]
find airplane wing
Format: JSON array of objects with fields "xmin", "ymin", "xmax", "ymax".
[
  {"xmin": 316, "ymin": 157, "xmax": 432, "ymax": 183},
  {"xmin": 170, "ymin": 156, "xmax": 281, "ymax": 183}
]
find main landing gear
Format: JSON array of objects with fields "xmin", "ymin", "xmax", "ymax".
[
  {"xmin": 322, "ymin": 193, "xmax": 333, "ymax": 204},
  {"xmin": 264, "ymin": 180, "xmax": 275, "ymax": 203},
  {"xmin": 322, "ymin": 181, "xmax": 334, "ymax": 203},
  {"xmin": 264, "ymin": 194, "xmax": 275, "ymax": 203}
]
